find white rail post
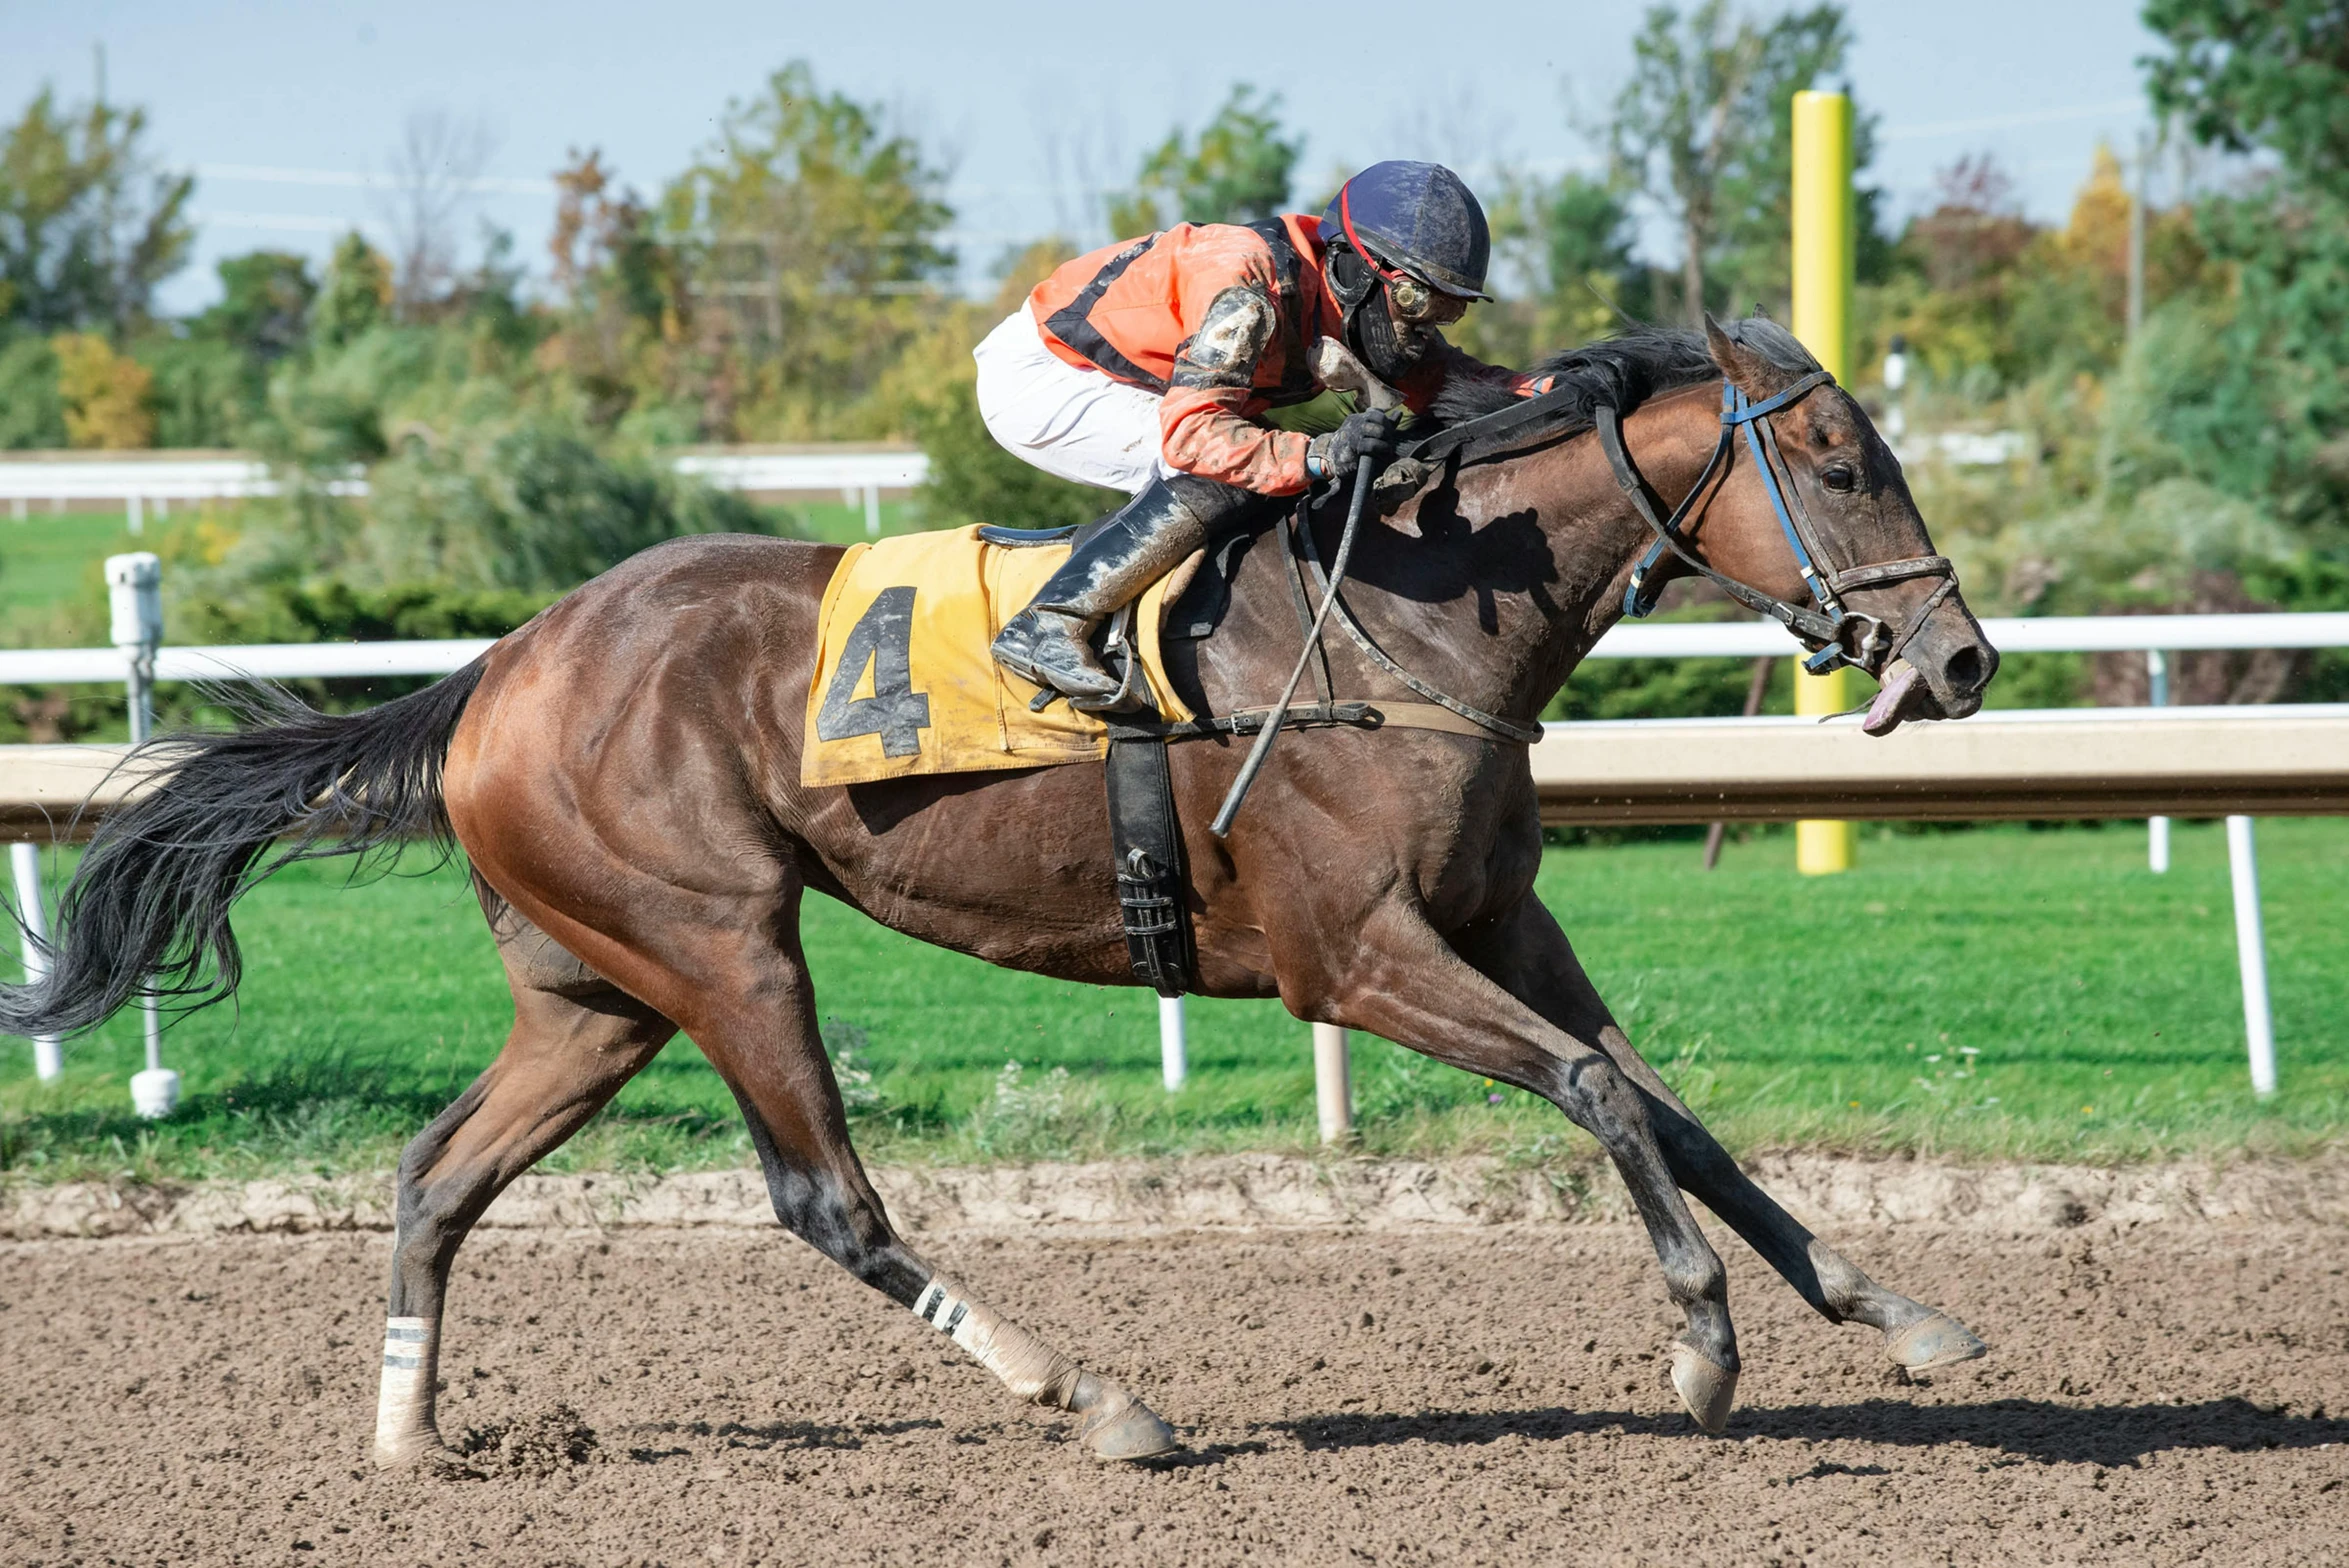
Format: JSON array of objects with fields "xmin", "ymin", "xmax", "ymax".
[
  {"xmin": 126, "ymin": 493, "xmax": 143, "ymax": 535},
  {"xmin": 1158, "ymin": 995, "xmax": 1187, "ymax": 1091},
  {"xmin": 2226, "ymin": 816, "xmax": 2277, "ymax": 1097},
  {"xmin": 2146, "ymin": 649, "xmax": 2170, "ymax": 872},
  {"xmin": 862, "ymin": 483, "xmax": 882, "ymax": 538},
  {"xmin": 106, "ymin": 552, "xmax": 176, "ymax": 1118},
  {"xmin": 10, "ymin": 842, "xmax": 62, "ymax": 1081},
  {"xmin": 1312, "ymin": 1023, "xmax": 1352, "ymax": 1144}
]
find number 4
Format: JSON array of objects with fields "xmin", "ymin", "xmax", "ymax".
[{"xmin": 817, "ymin": 586, "xmax": 932, "ymax": 758}]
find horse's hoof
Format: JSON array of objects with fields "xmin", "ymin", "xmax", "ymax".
[
  {"xmin": 1886, "ymin": 1311, "xmax": 1988, "ymax": 1373},
  {"xmin": 1080, "ymin": 1398, "xmax": 1181, "ymax": 1461},
  {"xmin": 373, "ymin": 1434, "xmax": 433, "ymax": 1471},
  {"xmin": 1669, "ymin": 1343, "xmax": 1738, "ymax": 1434},
  {"xmin": 375, "ymin": 1438, "xmax": 476, "ymax": 1478}
]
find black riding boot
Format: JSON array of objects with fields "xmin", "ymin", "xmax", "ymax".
[{"xmin": 991, "ymin": 472, "xmax": 1250, "ymax": 710}]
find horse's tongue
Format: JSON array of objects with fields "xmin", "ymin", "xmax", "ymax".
[{"xmin": 1862, "ymin": 660, "xmax": 1920, "ymax": 736}]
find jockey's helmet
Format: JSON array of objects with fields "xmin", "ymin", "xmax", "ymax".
[{"xmin": 1319, "ymin": 161, "xmax": 1492, "ymax": 307}]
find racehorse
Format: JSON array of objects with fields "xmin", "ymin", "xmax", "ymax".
[{"xmin": 2, "ymin": 316, "xmax": 1999, "ymax": 1467}]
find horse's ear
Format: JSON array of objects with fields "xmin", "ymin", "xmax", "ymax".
[{"xmin": 1703, "ymin": 311, "xmax": 1784, "ymax": 401}]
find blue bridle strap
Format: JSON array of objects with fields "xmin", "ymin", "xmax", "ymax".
[{"xmin": 1625, "ymin": 377, "xmax": 1835, "ymax": 626}]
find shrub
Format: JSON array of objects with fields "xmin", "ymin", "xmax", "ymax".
[
  {"xmin": 54, "ymin": 332, "xmax": 154, "ymax": 448},
  {"xmin": 0, "ymin": 335, "xmax": 64, "ymax": 448}
]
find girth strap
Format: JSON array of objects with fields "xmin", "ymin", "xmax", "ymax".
[{"xmin": 1103, "ymin": 735, "xmax": 1195, "ymax": 997}]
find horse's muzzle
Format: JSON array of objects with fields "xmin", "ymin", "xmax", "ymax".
[{"xmin": 1864, "ymin": 595, "xmax": 1999, "ymax": 735}]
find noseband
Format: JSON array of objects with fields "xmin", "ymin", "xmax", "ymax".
[{"xmin": 1599, "ymin": 373, "xmax": 1954, "ymax": 677}]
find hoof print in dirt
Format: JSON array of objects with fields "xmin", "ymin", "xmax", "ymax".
[{"xmin": 450, "ymin": 1404, "xmax": 600, "ymax": 1478}]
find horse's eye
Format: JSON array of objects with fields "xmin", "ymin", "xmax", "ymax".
[{"xmin": 1822, "ymin": 465, "xmax": 1858, "ymax": 494}]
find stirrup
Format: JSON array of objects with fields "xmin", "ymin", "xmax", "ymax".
[
  {"xmin": 1071, "ymin": 606, "xmax": 1147, "ymax": 715},
  {"xmin": 1011, "ymin": 606, "xmax": 1145, "ymax": 716}
]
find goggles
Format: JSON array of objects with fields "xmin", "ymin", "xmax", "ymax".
[
  {"xmin": 1337, "ymin": 182, "xmax": 1473, "ymax": 328},
  {"xmin": 1385, "ymin": 271, "xmax": 1468, "ymax": 326}
]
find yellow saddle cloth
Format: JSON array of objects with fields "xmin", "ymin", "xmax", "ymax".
[{"xmin": 800, "ymin": 525, "xmax": 1196, "ymax": 788}]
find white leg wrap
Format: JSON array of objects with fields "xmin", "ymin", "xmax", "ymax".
[
  {"xmin": 910, "ymin": 1276, "xmax": 1081, "ymax": 1407},
  {"xmin": 374, "ymin": 1315, "xmax": 438, "ymax": 1462}
]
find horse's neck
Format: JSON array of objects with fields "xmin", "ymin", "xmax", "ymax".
[{"xmin": 1230, "ymin": 386, "xmax": 1725, "ymax": 728}]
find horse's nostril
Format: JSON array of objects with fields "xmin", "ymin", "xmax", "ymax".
[{"xmin": 1943, "ymin": 645, "xmax": 1985, "ymax": 692}]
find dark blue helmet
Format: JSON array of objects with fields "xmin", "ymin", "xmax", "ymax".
[{"xmin": 1319, "ymin": 160, "xmax": 1491, "ymax": 300}]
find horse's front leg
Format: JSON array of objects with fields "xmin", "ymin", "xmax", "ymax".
[
  {"xmin": 1299, "ymin": 899, "xmax": 1744, "ymax": 1431},
  {"xmin": 1450, "ymin": 892, "xmax": 1988, "ymax": 1376}
]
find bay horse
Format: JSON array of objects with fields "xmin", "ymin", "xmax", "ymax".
[{"xmin": 4, "ymin": 317, "xmax": 1999, "ymax": 1467}]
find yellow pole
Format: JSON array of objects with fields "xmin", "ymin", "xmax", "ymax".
[{"xmin": 1790, "ymin": 89, "xmax": 1857, "ymax": 876}]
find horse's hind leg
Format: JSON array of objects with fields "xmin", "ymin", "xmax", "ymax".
[
  {"xmin": 375, "ymin": 892, "xmax": 674, "ymax": 1468},
  {"xmin": 669, "ymin": 880, "xmax": 1178, "ymax": 1461},
  {"xmin": 1457, "ymin": 895, "xmax": 1987, "ymax": 1374}
]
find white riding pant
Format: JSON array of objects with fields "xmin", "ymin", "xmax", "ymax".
[{"xmin": 973, "ymin": 304, "xmax": 1172, "ymax": 497}]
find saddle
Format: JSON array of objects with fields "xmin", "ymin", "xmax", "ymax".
[{"xmin": 798, "ymin": 525, "xmax": 1197, "ymax": 790}]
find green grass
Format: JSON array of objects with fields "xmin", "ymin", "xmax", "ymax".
[
  {"xmin": 0, "ymin": 507, "xmax": 190, "ymax": 638},
  {"xmin": 1, "ymin": 819, "xmax": 2341, "ymax": 1186}
]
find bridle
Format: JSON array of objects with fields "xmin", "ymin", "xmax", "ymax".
[{"xmin": 1597, "ymin": 372, "xmax": 1955, "ymax": 677}]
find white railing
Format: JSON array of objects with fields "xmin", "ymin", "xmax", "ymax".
[
  {"xmin": 1585, "ymin": 611, "xmax": 2349, "ymax": 658},
  {"xmin": 7, "ymin": 605, "xmax": 2342, "ymax": 1121},
  {"xmin": 5, "ymin": 612, "xmax": 2341, "ymax": 690},
  {"xmin": 0, "ymin": 448, "xmax": 932, "ymax": 536}
]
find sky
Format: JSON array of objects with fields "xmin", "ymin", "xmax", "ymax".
[{"xmin": 7, "ymin": 0, "xmax": 2168, "ymax": 316}]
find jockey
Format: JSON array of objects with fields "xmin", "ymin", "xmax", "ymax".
[{"xmin": 976, "ymin": 159, "xmax": 1538, "ymax": 709}]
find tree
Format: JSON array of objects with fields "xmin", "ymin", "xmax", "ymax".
[
  {"xmin": 2144, "ymin": 0, "xmax": 2349, "ymax": 201},
  {"xmin": 0, "ymin": 87, "xmax": 192, "ymax": 335},
  {"xmin": 1465, "ymin": 170, "xmax": 1647, "ymax": 364},
  {"xmin": 660, "ymin": 61, "xmax": 955, "ymax": 439},
  {"xmin": 1106, "ymin": 86, "xmax": 1301, "ymax": 237},
  {"xmin": 377, "ymin": 110, "xmax": 496, "ymax": 319},
  {"xmin": 2141, "ymin": 1, "xmax": 2349, "ymax": 546},
  {"xmin": 196, "ymin": 250, "xmax": 316, "ymax": 365},
  {"xmin": 0, "ymin": 335, "xmax": 64, "ymax": 447},
  {"xmin": 53, "ymin": 331, "xmax": 153, "ymax": 447},
  {"xmin": 311, "ymin": 231, "xmax": 393, "ymax": 350},
  {"xmin": 1608, "ymin": 2, "xmax": 1872, "ymax": 322},
  {"xmin": 545, "ymin": 148, "xmax": 676, "ymax": 429},
  {"xmin": 1903, "ymin": 156, "xmax": 2033, "ymax": 295},
  {"xmin": 907, "ymin": 239, "xmax": 1122, "ymax": 531}
]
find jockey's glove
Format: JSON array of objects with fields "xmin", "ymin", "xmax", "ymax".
[{"xmin": 1306, "ymin": 407, "xmax": 1402, "ymax": 482}]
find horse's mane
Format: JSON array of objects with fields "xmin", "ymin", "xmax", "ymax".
[{"xmin": 1427, "ymin": 317, "xmax": 1823, "ymax": 439}]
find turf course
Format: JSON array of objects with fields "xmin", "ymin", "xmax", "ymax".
[{"xmin": 1, "ymin": 818, "xmax": 2340, "ymax": 1184}]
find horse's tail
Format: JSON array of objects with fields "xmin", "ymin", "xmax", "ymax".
[{"xmin": 0, "ymin": 660, "xmax": 489, "ymax": 1040}]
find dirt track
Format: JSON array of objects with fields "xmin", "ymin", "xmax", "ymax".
[{"xmin": 4, "ymin": 1216, "xmax": 2345, "ymax": 1566}]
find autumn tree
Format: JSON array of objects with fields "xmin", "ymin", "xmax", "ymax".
[
  {"xmin": 543, "ymin": 149, "xmax": 676, "ymax": 429},
  {"xmin": 53, "ymin": 331, "xmax": 154, "ymax": 447}
]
